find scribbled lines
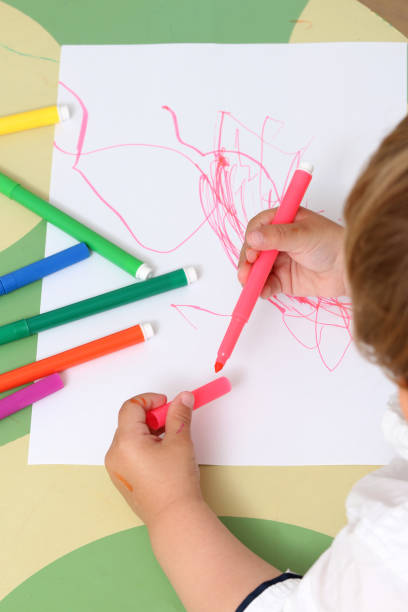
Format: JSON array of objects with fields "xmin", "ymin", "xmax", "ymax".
[{"xmin": 54, "ymin": 82, "xmax": 352, "ymax": 371}]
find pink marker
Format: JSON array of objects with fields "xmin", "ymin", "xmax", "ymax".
[
  {"xmin": 215, "ymin": 161, "xmax": 314, "ymax": 371},
  {"xmin": 0, "ymin": 373, "xmax": 64, "ymax": 421},
  {"xmin": 146, "ymin": 376, "xmax": 231, "ymax": 430}
]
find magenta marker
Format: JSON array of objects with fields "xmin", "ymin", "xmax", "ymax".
[
  {"xmin": 215, "ymin": 162, "xmax": 313, "ymax": 371},
  {"xmin": 146, "ymin": 377, "xmax": 231, "ymax": 430},
  {"xmin": 0, "ymin": 373, "xmax": 64, "ymax": 421}
]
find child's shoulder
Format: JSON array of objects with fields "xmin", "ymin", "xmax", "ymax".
[{"xmin": 344, "ymin": 394, "xmax": 408, "ymax": 583}]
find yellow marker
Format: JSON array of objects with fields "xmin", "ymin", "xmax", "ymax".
[{"xmin": 0, "ymin": 104, "xmax": 70, "ymax": 136}]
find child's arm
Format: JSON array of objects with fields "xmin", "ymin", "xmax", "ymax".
[
  {"xmin": 105, "ymin": 392, "xmax": 281, "ymax": 612},
  {"xmin": 150, "ymin": 498, "xmax": 280, "ymax": 612}
]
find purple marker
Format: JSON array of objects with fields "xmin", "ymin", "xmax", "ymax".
[{"xmin": 0, "ymin": 373, "xmax": 64, "ymax": 421}]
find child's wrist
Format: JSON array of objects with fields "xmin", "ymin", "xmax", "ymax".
[{"xmin": 146, "ymin": 495, "xmax": 207, "ymax": 535}]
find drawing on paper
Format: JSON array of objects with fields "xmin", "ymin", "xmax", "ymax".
[{"xmin": 54, "ymin": 82, "xmax": 353, "ymax": 372}]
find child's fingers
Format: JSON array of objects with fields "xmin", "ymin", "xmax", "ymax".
[
  {"xmin": 118, "ymin": 392, "xmax": 167, "ymax": 434},
  {"xmin": 237, "ymin": 247, "xmax": 260, "ymax": 285},
  {"xmin": 260, "ymin": 274, "xmax": 281, "ymax": 299},
  {"xmin": 260, "ymin": 252, "xmax": 292, "ymax": 298},
  {"xmin": 245, "ymin": 208, "xmax": 278, "ymax": 234},
  {"xmin": 237, "ymin": 258, "xmax": 251, "ymax": 285},
  {"xmin": 247, "ymin": 218, "xmax": 309, "ymax": 255},
  {"xmin": 164, "ymin": 391, "xmax": 195, "ymax": 442},
  {"xmin": 237, "ymin": 210, "xmax": 281, "ymax": 283},
  {"xmin": 238, "ymin": 210, "xmax": 277, "ymax": 274},
  {"xmin": 237, "ymin": 240, "xmax": 249, "ymax": 272},
  {"xmin": 246, "ymin": 247, "xmax": 259, "ymax": 263}
]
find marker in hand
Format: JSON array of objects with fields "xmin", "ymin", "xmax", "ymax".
[
  {"xmin": 214, "ymin": 161, "xmax": 313, "ymax": 371},
  {"xmin": 146, "ymin": 377, "xmax": 231, "ymax": 430}
]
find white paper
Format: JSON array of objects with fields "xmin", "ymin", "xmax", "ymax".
[{"xmin": 29, "ymin": 43, "xmax": 406, "ymax": 465}]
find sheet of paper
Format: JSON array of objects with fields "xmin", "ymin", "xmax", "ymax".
[{"xmin": 29, "ymin": 43, "xmax": 406, "ymax": 465}]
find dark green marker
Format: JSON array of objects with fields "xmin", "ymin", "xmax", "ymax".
[{"xmin": 0, "ymin": 267, "xmax": 197, "ymax": 345}]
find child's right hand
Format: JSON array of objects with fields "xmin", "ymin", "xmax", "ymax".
[{"xmin": 238, "ymin": 207, "xmax": 347, "ymax": 298}]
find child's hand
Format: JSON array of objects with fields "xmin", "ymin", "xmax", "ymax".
[
  {"xmin": 106, "ymin": 393, "xmax": 282, "ymax": 612},
  {"xmin": 105, "ymin": 391, "xmax": 202, "ymax": 527},
  {"xmin": 238, "ymin": 207, "xmax": 347, "ymax": 298}
]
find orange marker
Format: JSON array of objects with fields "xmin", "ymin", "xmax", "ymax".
[{"xmin": 0, "ymin": 323, "xmax": 153, "ymax": 393}]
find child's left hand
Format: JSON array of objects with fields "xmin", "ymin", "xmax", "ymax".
[
  {"xmin": 106, "ymin": 390, "xmax": 281, "ymax": 612},
  {"xmin": 105, "ymin": 391, "xmax": 202, "ymax": 527}
]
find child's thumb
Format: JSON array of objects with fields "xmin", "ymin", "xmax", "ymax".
[{"xmin": 165, "ymin": 391, "xmax": 195, "ymax": 440}]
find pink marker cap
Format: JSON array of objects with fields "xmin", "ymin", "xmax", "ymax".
[{"xmin": 146, "ymin": 376, "xmax": 231, "ymax": 430}]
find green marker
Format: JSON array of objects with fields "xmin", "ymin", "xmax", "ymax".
[
  {"xmin": 0, "ymin": 267, "xmax": 197, "ymax": 345},
  {"xmin": 0, "ymin": 170, "xmax": 152, "ymax": 279}
]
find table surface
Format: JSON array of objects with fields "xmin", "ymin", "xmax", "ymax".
[{"xmin": 0, "ymin": 1, "xmax": 406, "ymax": 609}]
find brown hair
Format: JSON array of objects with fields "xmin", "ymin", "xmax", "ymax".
[{"xmin": 344, "ymin": 116, "xmax": 408, "ymax": 385}]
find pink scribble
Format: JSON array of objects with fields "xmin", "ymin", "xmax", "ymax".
[
  {"xmin": 170, "ymin": 304, "xmax": 231, "ymax": 330},
  {"xmin": 54, "ymin": 82, "xmax": 352, "ymax": 372}
]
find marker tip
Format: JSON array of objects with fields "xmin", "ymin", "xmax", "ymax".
[{"xmin": 214, "ymin": 361, "xmax": 224, "ymax": 373}]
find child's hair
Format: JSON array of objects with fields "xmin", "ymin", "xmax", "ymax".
[{"xmin": 344, "ymin": 116, "xmax": 408, "ymax": 386}]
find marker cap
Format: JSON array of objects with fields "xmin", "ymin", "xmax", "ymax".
[
  {"xmin": 298, "ymin": 161, "xmax": 314, "ymax": 174},
  {"xmin": 0, "ymin": 172, "xmax": 19, "ymax": 198},
  {"xmin": 140, "ymin": 322, "xmax": 154, "ymax": 340},
  {"xmin": 0, "ymin": 319, "xmax": 31, "ymax": 345},
  {"xmin": 57, "ymin": 105, "xmax": 70, "ymax": 122},
  {"xmin": 183, "ymin": 266, "xmax": 198, "ymax": 284},
  {"xmin": 135, "ymin": 263, "xmax": 153, "ymax": 281},
  {"xmin": 0, "ymin": 272, "xmax": 17, "ymax": 294}
]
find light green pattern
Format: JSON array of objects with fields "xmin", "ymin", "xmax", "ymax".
[{"xmin": 0, "ymin": 518, "xmax": 333, "ymax": 611}]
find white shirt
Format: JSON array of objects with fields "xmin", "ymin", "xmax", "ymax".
[{"xmin": 239, "ymin": 395, "xmax": 408, "ymax": 611}]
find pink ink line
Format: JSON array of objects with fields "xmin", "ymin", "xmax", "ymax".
[
  {"xmin": 170, "ymin": 304, "xmax": 231, "ymax": 331},
  {"xmin": 171, "ymin": 305, "xmax": 198, "ymax": 330},
  {"xmin": 171, "ymin": 304, "xmax": 231, "ymax": 317}
]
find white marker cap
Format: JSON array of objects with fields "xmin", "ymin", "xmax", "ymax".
[
  {"xmin": 57, "ymin": 104, "xmax": 70, "ymax": 122},
  {"xmin": 140, "ymin": 322, "xmax": 155, "ymax": 341},
  {"xmin": 136, "ymin": 263, "xmax": 153, "ymax": 281},
  {"xmin": 299, "ymin": 161, "xmax": 314, "ymax": 174},
  {"xmin": 183, "ymin": 266, "xmax": 198, "ymax": 284}
]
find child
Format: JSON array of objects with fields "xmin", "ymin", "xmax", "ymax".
[{"xmin": 105, "ymin": 116, "xmax": 408, "ymax": 611}]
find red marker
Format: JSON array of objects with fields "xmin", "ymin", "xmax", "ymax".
[
  {"xmin": 215, "ymin": 162, "xmax": 313, "ymax": 372},
  {"xmin": 146, "ymin": 376, "xmax": 231, "ymax": 430}
]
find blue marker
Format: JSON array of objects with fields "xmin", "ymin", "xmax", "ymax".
[{"xmin": 0, "ymin": 242, "xmax": 90, "ymax": 296}]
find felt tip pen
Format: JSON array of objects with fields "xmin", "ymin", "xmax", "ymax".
[
  {"xmin": 0, "ymin": 170, "xmax": 152, "ymax": 280},
  {"xmin": 0, "ymin": 243, "xmax": 90, "ymax": 296},
  {"xmin": 0, "ymin": 323, "xmax": 154, "ymax": 393},
  {"xmin": 146, "ymin": 376, "xmax": 232, "ymax": 430},
  {"xmin": 0, "ymin": 374, "xmax": 64, "ymax": 421},
  {"xmin": 214, "ymin": 162, "xmax": 314, "ymax": 372},
  {"xmin": 0, "ymin": 104, "xmax": 70, "ymax": 136},
  {"xmin": 0, "ymin": 267, "xmax": 197, "ymax": 345}
]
